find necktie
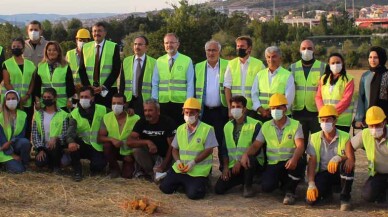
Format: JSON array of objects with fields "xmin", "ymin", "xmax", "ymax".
[
  {"xmin": 169, "ymin": 57, "xmax": 174, "ymax": 71},
  {"xmin": 135, "ymin": 58, "xmax": 142, "ymax": 97},
  {"xmin": 93, "ymin": 44, "xmax": 100, "ymax": 83}
]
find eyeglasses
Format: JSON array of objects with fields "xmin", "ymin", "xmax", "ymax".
[
  {"xmin": 206, "ymin": 49, "xmax": 218, "ymax": 53},
  {"xmin": 134, "ymin": 43, "xmax": 145, "ymax": 46},
  {"xmin": 164, "ymin": 41, "xmax": 178, "ymax": 45}
]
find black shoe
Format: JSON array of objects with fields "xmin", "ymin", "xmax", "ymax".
[{"xmin": 73, "ymin": 171, "xmax": 83, "ymax": 182}]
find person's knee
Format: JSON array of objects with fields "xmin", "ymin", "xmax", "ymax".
[
  {"xmin": 159, "ymin": 181, "xmax": 175, "ymax": 194},
  {"xmin": 214, "ymin": 181, "xmax": 226, "ymax": 195},
  {"xmin": 6, "ymin": 160, "xmax": 25, "ymax": 173},
  {"xmin": 361, "ymin": 185, "xmax": 377, "ymax": 202},
  {"xmin": 90, "ymin": 159, "xmax": 107, "ymax": 171},
  {"xmin": 186, "ymin": 189, "xmax": 206, "ymax": 200},
  {"xmin": 35, "ymin": 158, "xmax": 47, "ymax": 168}
]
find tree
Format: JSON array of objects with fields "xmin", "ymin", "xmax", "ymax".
[
  {"xmin": 41, "ymin": 20, "xmax": 53, "ymax": 40},
  {"xmin": 52, "ymin": 22, "xmax": 68, "ymax": 42},
  {"xmin": 0, "ymin": 23, "xmax": 23, "ymax": 58},
  {"xmin": 311, "ymin": 14, "xmax": 329, "ymax": 35},
  {"xmin": 60, "ymin": 41, "xmax": 76, "ymax": 55},
  {"xmin": 66, "ymin": 18, "xmax": 83, "ymax": 41}
]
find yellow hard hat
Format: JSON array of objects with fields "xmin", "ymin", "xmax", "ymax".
[
  {"xmin": 318, "ymin": 105, "xmax": 338, "ymax": 118},
  {"xmin": 76, "ymin": 28, "xmax": 91, "ymax": 39},
  {"xmin": 269, "ymin": 93, "xmax": 288, "ymax": 107},
  {"xmin": 183, "ymin": 98, "xmax": 201, "ymax": 110},
  {"xmin": 365, "ymin": 106, "xmax": 386, "ymax": 125}
]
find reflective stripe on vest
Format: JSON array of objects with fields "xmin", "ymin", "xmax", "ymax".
[
  {"xmin": 103, "ymin": 112, "xmax": 140, "ymax": 156},
  {"xmin": 157, "ymin": 54, "xmax": 191, "ymax": 103},
  {"xmin": 34, "ymin": 110, "xmax": 68, "ymax": 141},
  {"xmin": 83, "ymin": 40, "xmax": 117, "ymax": 87},
  {"xmin": 310, "ymin": 130, "xmax": 349, "ymax": 172},
  {"xmin": 0, "ymin": 109, "xmax": 27, "ymax": 141},
  {"xmin": 362, "ymin": 128, "xmax": 382, "ymax": 176},
  {"xmin": 172, "ymin": 122, "xmax": 213, "ymax": 177},
  {"xmin": 122, "ymin": 55, "xmax": 156, "ymax": 102},
  {"xmin": 321, "ymin": 75, "xmax": 354, "ymax": 127},
  {"xmin": 262, "ymin": 118, "xmax": 299, "ymax": 164},
  {"xmin": 229, "ymin": 57, "xmax": 264, "ymax": 110},
  {"xmin": 291, "ymin": 60, "xmax": 325, "ymax": 112},
  {"xmin": 38, "ymin": 62, "xmax": 68, "ymax": 108},
  {"xmin": 3, "ymin": 57, "xmax": 36, "ymax": 107},
  {"xmin": 66, "ymin": 49, "xmax": 81, "ymax": 85},
  {"xmin": 195, "ymin": 58, "xmax": 228, "ymax": 107},
  {"xmin": 71, "ymin": 105, "xmax": 107, "ymax": 151},
  {"xmin": 257, "ymin": 67, "xmax": 291, "ymax": 113}
]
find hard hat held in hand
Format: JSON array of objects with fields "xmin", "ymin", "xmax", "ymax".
[
  {"xmin": 183, "ymin": 98, "xmax": 201, "ymax": 110},
  {"xmin": 318, "ymin": 105, "xmax": 338, "ymax": 118},
  {"xmin": 269, "ymin": 93, "xmax": 288, "ymax": 107},
  {"xmin": 366, "ymin": 106, "xmax": 386, "ymax": 125}
]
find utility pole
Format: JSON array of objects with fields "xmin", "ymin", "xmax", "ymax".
[
  {"xmin": 273, "ymin": 0, "xmax": 276, "ymax": 18},
  {"xmin": 352, "ymin": 0, "xmax": 355, "ymax": 18},
  {"xmin": 344, "ymin": 0, "xmax": 347, "ymax": 12}
]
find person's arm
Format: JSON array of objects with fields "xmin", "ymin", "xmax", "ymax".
[
  {"xmin": 26, "ymin": 66, "xmax": 36, "ymax": 98},
  {"xmin": 172, "ymin": 147, "xmax": 180, "ymax": 162},
  {"xmin": 251, "ymin": 74, "xmax": 261, "ymax": 111},
  {"xmin": 65, "ymin": 65, "xmax": 75, "ymax": 98},
  {"xmin": 224, "ymin": 66, "xmax": 232, "ymax": 117},
  {"xmin": 0, "ymin": 126, "xmax": 11, "ymax": 152},
  {"xmin": 78, "ymin": 49, "xmax": 90, "ymax": 86},
  {"xmin": 31, "ymin": 118, "xmax": 45, "ymax": 151},
  {"xmin": 307, "ymin": 155, "xmax": 317, "ymax": 183},
  {"xmin": 160, "ymin": 136, "xmax": 174, "ymax": 172},
  {"xmin": 315, "ymin": 80, "xmax": 324, "ymax": 110},
  {"xmin": 335, "ymin": 79, "xmax": 355, "ymax": 114},
  {"xmin": 3, "ymin": 68, "xmax": 14, "ymax": 90},
  {"xmin": 285, "ymin": 124, "xmax": 305, "ymax": 170},
  {"xmin": 65, "ymin": 117, "xmax": 78, "ymax": 144},
  {"xmin": 15, "ymin": 122, "xmax": 27, "ymax": 139},
  {"xmin": 59, "ymin": 117, "xmax": 69, "ymax": 147},
  {"xmin": 126, "ymin": 131, "xmax": 152, "ymax": 148},
  {"xmin": 186, "ymin": 60, "xmax": 195, "ymax": 98},
  {"xmin": 355, "ymin": 74, "xmax": 366, "ymax": 122},
  {"xmin": 285, "ymin": 74, "xmax": 295, "ymax": 111},
  {"xmin": 151, "ymin": 64, "xmax": 159, "ymax": 99},
  {"xmin": 97, "ymin": 121, "xmax": 114, "ymax": 144},
  {"xmin": 344, "ymin": 139, "xmax": 356, "ymax": 173},
  {"xmin": 102, "ymin": 44, "xmax": 120, "ymax": 89}
]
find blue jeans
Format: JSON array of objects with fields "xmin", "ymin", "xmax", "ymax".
[
  {"xmin": 5, "ymin": 159, "xmax": 25, "ymax": 173},
  {"xmin": 11, "ymin": 138, "xmax": 31, "ymax": 166}
]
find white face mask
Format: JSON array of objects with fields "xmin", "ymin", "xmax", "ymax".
[
  {"xmin": 301, "ymin": 49, "xmax": 314, "ymax": 61},
  {"xmin": 370, "ymin": 127, "xmax": 384, "ymax": 139},
  {"xmin": 28, "ymin": 30, "xmax": 40, "ymax": 41},
  {"xmin": 320, "ymin": 122, "xmax": 334, "ymax": 133},
  {"xmin": 184, "ymin": 115, "xmax": 197, "ymax": 125},
  {"xmin": 6, "ymin": 100, "xmax": 18, "ymax": 110},
  {"xmin": 112, "ymin": 104, "xmax": 124, "ymax": 115},
  {"xmin": 77, "ymin": 41, "xmax": 85, "ymax": 50},
  {"xmin": 271, "ymin": 109, "xmax": 283, "ymax": 121},
  {"xmin": 330, "ymin": 63, "xmax": 342, "ymax": 75},
  {"xmin": 79, "ymin": 99, "xmax": 91, "ymax": 109},
  {"xmin": 231, "ymin": 108, "xmax": 243, "ymax": 120}
]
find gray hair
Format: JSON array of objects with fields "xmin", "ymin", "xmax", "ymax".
[
  {"xmin": 144, "ymin": 98, "xmax": 160, "ymax": 110},
  {"xmin": 205, "ymin": 40, "xmax": 221, "ymax": 51},
  {"xmin": 265, "ymin": 46, "xmax": 282, "ymax": 57}
]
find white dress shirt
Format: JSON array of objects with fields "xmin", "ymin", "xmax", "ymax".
[
  {"xmin": 95, "ymin": 39, "xmax": 105, "ymax": 58},
  {"xmin": 223, "ymin": 57, "xmax": 251, "ymax": 96},
  {"xmin": 204, "ymin": 61, "xmax": 221, "ymax": 107}
]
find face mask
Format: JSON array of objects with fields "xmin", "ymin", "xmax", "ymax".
[
  {"xmin": 184, "ymin": 115, "xmax": 197, "ymax": 125},
  {"xmin": 320, "ymin": 122, "xmax": 334, "ymax": 133},
  {"xmin": 330, "ymin": 63, "xmax": 342, "ymax": 75},
  {"xmin": 79, "ymin": 99, "xmax": 91, "ymax": 109},
  {"xmin": 237, "ymin": 48, "xmax": 247, "ymax": 58},
  {"xmin": 77, "ymin": 41, "xmax": 85, "ymax": 50},
  {"xmin": 271, "ymin": 109, "xmax": 283, "ymax": 121},
  {"xmin": 28, "ymin": 30, "xmax": 40, "ymax": 41},
  {"xmin": 231, "ymin": 108, "xmax": 243, "ymax": 120},
  {"xmin": 301, "ymin": 50, "xmax": 313, "ymax": 61},
  {"xmin": 112, "ymin": 104, "xmax": 124, "ymax": 115},
  {"xmin": 6, "ymin": 100, "xmax": 18, "ymax": 110},
  {"xmin": 11, "ymin": 48, "xmax": 23, "ymax": 57},
  {"xmin": 42, "ymin": 99, "xmax": 55, "ymax": 107},
  {"xmin": 370, "ymin": 127, "xmax": 384, "ymax": 138}
]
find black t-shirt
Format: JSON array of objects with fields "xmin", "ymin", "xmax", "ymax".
[{"xmin": 133, "ymin": 115, "xmax": 176, "ymax": 157}]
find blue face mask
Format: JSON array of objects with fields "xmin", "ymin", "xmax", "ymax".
[{"xmin": 271, "ymin": 109, "xmax": 283, "ymax": 121}]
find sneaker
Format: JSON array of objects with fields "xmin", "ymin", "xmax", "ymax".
[
  {"xmin": 340, "ymin": 200, "xmax": 352, "ymax": 211},
  {"xmin": 243, "ymin": 185, "xmax": 255, "ymax": 198},
  {"xmin": 283, "ymin": 193, "xmax": 296, "ymax": 205},
  {"xmin": 73, "ymin": 171, "xmax": 83, "ymax": 182}
]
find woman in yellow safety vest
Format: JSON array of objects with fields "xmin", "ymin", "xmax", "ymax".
[
  {"xmin": 33, "ymin": 41, "xmax": 75, "ymax": 112},
  {"xmin": 315, "ymin": 53, "xmax": 354, "ymax": 133},
  {"xmin": 0, "ymin": 90, "xmax": 31, "ymax": 173}
]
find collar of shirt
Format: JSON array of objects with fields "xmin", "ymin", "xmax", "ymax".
[
  {"xmin": 320, "ymin": 129, "xmax": 339, "ymax": 145},
  {"xmin": 239, "ymin": 56, "xmax": 250, "ymax": 66},
  {"xmin": 28, "ymin": 37, "xmax": 43, "ymax": 46},
  {"xmin": 375, "ymin": 132, "xmax": 388, "ymax": 146},
  {"xmin": 95, "ymin": 39, "xmax": 105, "ymax": 48},
  {"xmin": 135, "ymin": 53, "xmax": 146, "ymax": 62},
  {"xmin": 168, "ymin": 52, "xmax": 179, "ymax": 60},
  {"xmin": 186, "ymin": 120, "xmax": 201, "ymax": 135},
  {"xmin": 232, "ymin": 116, "xmax": 248, "ymax": 126},
  {"xmin": 270, "ymin": 117, "xmax": 290, "ymax": 130},
  {"xmin": 206, "ymin": 59, "xmax": 219, "ymax": 69},
  {"xmin": 268, "ymin": 66, "xmax": 281, "ymax": 76}
]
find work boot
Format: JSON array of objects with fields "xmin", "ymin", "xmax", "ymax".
[
  {"xmin": 340, "ymin": 200, "xmax": 352, "ymax": 211},
  {"xmin": 243, "ymin": 185, "xmax": 255, "ymax": 198},
  {"xmin": 283, "ymin": 193, "xmax": 296, "ymax": 205}
]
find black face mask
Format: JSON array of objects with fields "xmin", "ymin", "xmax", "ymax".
[
  {"xmin": 237, "ymin": 48, "xmax": 247, "ymax": 58},
  {"xmin": 11, "ymin": 48, "xmax": 23, "ymax": 57},
  {"xmin": 42, "ymin": 99, "xmax": 55, "ymax": 107}
]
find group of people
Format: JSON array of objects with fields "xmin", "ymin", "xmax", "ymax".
[{"xmin": 0, "ymin": 19, "xmax": 387, "ymax": 211}]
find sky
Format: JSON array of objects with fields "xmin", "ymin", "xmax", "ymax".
[{"xmin": 0, "ymin": 0, "xmax": 207, "ymax": 15}]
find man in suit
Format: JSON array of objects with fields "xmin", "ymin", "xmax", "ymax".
[
  {"xmin": 120, "ymin": 36, "xmax": 156, "ymax": 117},
  {"xmin": 78, "ymin": 21, "xmax": 120, "ymax": 108}
]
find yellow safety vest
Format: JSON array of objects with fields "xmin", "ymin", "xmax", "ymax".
[
  {"xmin": 82, "ymin": 40, "xmax": 117, "ymax": 87},
  {"xmin": 34, "ymin": 109, "xmax": 68, "ymax": 141},
  {"xmin": 122, "ymin": 55, "xmax": 156, "ymax": 101},
  {"xmin": 320, "ymin": 75, "xmax": 354, "ymax": 127},
  {"xmin": 0, "ymin": 109, "xmax": 27, "ymax": 141},
  {"xmin": 71, "ymin": 105, "xmax": 107, "ymax": 151},
  {"xmin": 3, "ymin": 57, "xmax": 36, "ymax": 107},
  {"xmin": 362, "ymin": 128, "xmax": 386, "ymax": 176},
  {"xmin": 262, "ymin": 118, "xmax": 299, "ymax": 165},
  {"xmin": 229, "ymin": 57, "xmax": 264, "ymax": 110},
  {"xmin": 66, "ymin": 48, "xmax": 81, "ymax": 85},
  {"xmin": 172, "ymin": 122, "xmax": 213, "ymax": 177},
  {"xmin": 310, "ymin": 129, "xmax": 349, "ymax": 172},
  {"xmin": 195, "ymin": 58, "xmax": 228, "ymax": 107},
  {"xmin": 37, "ymin": 62, "xmax": 68, "ymax": 108},
  {"xmin": 103, "ymin": 111, "xmax": 140, "ymax": 156},
  {"xmin": 291, "ymin": 60, "xmax": 325, "ymax": 112},
  {"xmin": 157, "ymin": 53, "xmax": 191, "ymax": 103}
]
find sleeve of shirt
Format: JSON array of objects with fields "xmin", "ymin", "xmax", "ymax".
[
  {"xmin": 60, "ymin": 117, "xmax": 69, "ymax": 147},
  {"xmin": 66, "ymin": 117, "xmax": 78, "ymax": 144},
  {"xmin": 251, "ymin": 74, "xmax": 261, "ymax": 111},
  {"xmin": 132, "ymin": 119, "xmax": 143, "ymax": 134},
  {"xmin": 351, "ymin": 130, "xmax": 364, "ymax": 150},
  {"xmin": 66, "ymin": 65, "xmax": 75, "ymax": 98},
  {"xmin": 151, "ymin": 64, "xmax": 159, "ymax": 99},
  {"xmin": 223, "ymin": 65, "xmax": 232, "ymax": 89},
  {"xmin": 294, "ymin": 123, "xmax": 304, "ymax": 140},
  {"xmin": 186, "ymin": 60, "xmax": 195, "ymax": 98},
  {"xmin": 204, "ymin": 128, "xmax": 218, "ymax": 149},
  {"xmin": 255, "ymin": 128, "xmax": 265, "ymax": 143},
  {"xmin": 306, "ymin": 142, "xmax": 316, "ymax": 156},
  {"xmin": 31, "ymin": 119, "xmax": 44, "ymax": 150},
  {"xmin": 335, "ymin": 79, "xmax": 355, "ymax": 115},
  {"xmin": 171, "ymin": 134, "xmax": 179, "ymax": 149},
  {"xmin": 252, "ymin": 123, "xmax": 262, "ymax": 141},
  {"xmin": 315, "ymin": 81, "xmax": 324, "ymax": 111},
  {"xmin": 103, "ymin": 44, "xmax": 121, "ymax": 89},
  {"xmin": 355, "ymin": 73, "xmax": 367, "ymax": 122},
  {"xmin": 285, "ymin": 74, "xmax": 295, "ymax": 110}
]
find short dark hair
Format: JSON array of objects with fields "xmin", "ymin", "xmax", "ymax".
[
  {"xmin": 135, "ymin": 35, "xmax": 149, "ymax": 46},
  {"xmin": 230, "ymin": 95, "xmax": 247, "ymax": 107},
  {"xmin": 11, "ymin": 37, "xmax": 25, "ymax": 49},
  {"xmin": 79, "ymin": 85, "xmax": 94, "ymax": 96},
  {"xmin": 236, "ymin": 36, "xmax": 252, "ymax": 48},
  {"xmin": 93, "ymin": 21, "xmax": 106, "ymax": 30},
  {"xmin": 28, "ymin": 20, "xmax": 42, "ymax": 29},
  {"xmin": 43, "ymin": 87, "xmax": 57, "ymax": 98},
  {"xmin": 112, "ymin": 93, "xmax": 126, "ymax": 103}
]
